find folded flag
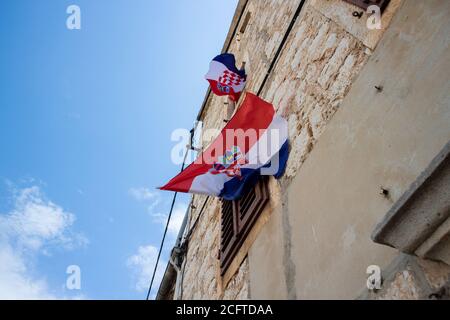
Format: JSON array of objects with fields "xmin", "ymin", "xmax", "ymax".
[
  {"xmin": 159, "ymin": 93, "xmax": 288, "ymax": 201},
  {"xmin": 205, "ymin": 53, "xmax": 246, "ymax": 102}
]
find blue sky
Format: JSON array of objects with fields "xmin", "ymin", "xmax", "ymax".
[{"xmin": 0, "ymin": 0, "xmax": 237, "ymax": 299}]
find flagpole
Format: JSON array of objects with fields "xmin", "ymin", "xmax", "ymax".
[{"xmin": 224, "ymin": 97, "xmax": 235, "ymax": 122}]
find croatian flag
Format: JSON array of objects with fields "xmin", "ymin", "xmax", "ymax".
[
  {"xmin": 205, "ymin": 53, "xmax": 246, "ymax": 102},
  {"xmin": 159, "ymin": 93, "xmax": 289, "ymax": 201}
]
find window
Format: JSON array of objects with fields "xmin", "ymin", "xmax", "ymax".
[
  {"xmin": 239, "ymin": 11, "xmax": 251, "ymax": 34},
  {"xmin": 343, "ymin": 0, "xmax": 391, "ymax": 13},
  {"xmin": 219, "ymin": 176, "xmax": 270, "ymax": 275}
]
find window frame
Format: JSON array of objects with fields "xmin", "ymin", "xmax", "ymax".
[{"xmin": 219, "ymin": 176, "xmax": 270, "ymax": 275}]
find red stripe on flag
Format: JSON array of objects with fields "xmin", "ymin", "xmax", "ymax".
[
  {"xmin": 159, "ymin": 93, "xmax": 275, "ymax": 193},
  {"xmin": 207, "ymin": 80, "xmax": 241, "ymax": 101}
]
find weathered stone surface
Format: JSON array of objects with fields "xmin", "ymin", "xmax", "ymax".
[
  {"xmin": 309, "ymin": 0, "xmax": 404, "ymax": 50},
  {"xmin": 180, "ymin": 0, "xmax": 304, "ymax": 300},
  {"xmin": 178, "ymin": 0, "xmax": 394, "ymax": 300},
  {"xmin": 359, "ymin": 255, "xmax": 450, "ymax": 300},
  {"xmin": 181, "ymin": 196, "xmax": 221, "ymax": 299},
  {"xmin": 261, "ymin": 4, "xmax": 369, "ymax": 185},
  {"xmin": 377, "ymin": 269, "xmax": 422, "ymax": 300},
  {"xmin": 416, "ymin": 258, "xmax": 450, "ymax": 290},
  {"xmin": 222, "ymin": 258, "xmax": 250, "ymax": 300}
]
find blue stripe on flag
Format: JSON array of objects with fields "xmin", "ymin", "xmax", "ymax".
[
  {"xmin": 219, "ymin": 140, "xmax": 289, "ymax": 200},
  {"xmin": 213, "ymin": 53, "xmax": 246, "ymax": 78}
]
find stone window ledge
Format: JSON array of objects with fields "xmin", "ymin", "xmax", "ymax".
[{"xmin": 372, "ymin": 140, "xmax": 450, "ymax": 265}]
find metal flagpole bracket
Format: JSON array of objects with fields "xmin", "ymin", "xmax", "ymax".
[{"xmin": 224, "ymin": 97, "xmax": 236, "ymax": 122}]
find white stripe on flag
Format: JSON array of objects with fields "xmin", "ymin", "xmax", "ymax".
[
  {"xmin": 205, "ymin": 61, "xmax": 246, "ymax": 92},
  {"xmin": 188, "ymin": 114, "xmax": 288, "ymax": 195}
]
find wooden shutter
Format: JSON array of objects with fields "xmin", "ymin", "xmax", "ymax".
[
  {"xmin": 219, "ymin": 198, "xmax": 238, "ymax": 275},
  {"xmin": 343, "ymin": 0, "xmax": 391, "ymax": 12},
  {"xmin": 219, "ymin": 177, "xmax": 270, "ymax": 275}
]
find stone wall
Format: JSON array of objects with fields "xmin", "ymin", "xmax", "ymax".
[
  {"xmin": 359, "ymin": 254, "xmax": 450, "ymax": 300},
  {"xmin": 264, "ymin": 0, "xmax": 450, "ymax": 299},
  {"xmin": 181, "ymin": 197, "xmax": 221, "ymax": 299},
  {"xmin": 180, "ymin": 195, "xmax": 251, "ymax": 299},
  {"xmin": 180, "ymin": 0, "xmax": 303, "ymax": 300},
  {"xmin": 178, "ymin": 0, "xmax": 403, "ymax": 299},
  {"xmin": 261, "ymin": 3, "xmax": 371, "ymax": 184}
]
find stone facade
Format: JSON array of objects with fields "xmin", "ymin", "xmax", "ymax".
[
  {"xmin": 165, "ymin": 0, "xmax": 450, "ymax": 300},
  {"xmin": 179, "ymin": 0, "xmax": 391, "ymax": 300},
  {"xmin": 358, "ymin": 254, "xmax": 450, "ymax": 300},
  {"xmin": 261, "ymin": 3, "xmax": 371, "ymax": 184}
]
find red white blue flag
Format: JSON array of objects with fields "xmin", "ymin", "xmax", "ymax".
[
  {"xmin": 205, "ymin": 53, "xmax": 246, "ymax": 102},
  {"xmin": 159, "ymin": 93, "xmax": 288, "ymax": 200}
]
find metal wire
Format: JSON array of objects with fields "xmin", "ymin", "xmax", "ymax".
[{"xmin": 145, "ymin": 147, "xmax": 189, "ymax": 300}]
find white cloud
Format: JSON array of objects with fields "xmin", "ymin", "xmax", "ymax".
[
  {"xmin": 126, "ymin": 245, "xmax": 166, "ymax": 295},
  {"xmin": 127, "ymin": 190, "xmax": 188, "ymax": 297},
  {"xmin": 128, "ymin": 187, "xmax": 158, "ymax": 202},
  {"xmin": 128, "ymin": 187, "xmax": 186, "ymax": 236},
  {"xmin": 0, "ymin": 185, "xmax": 87, "ymax": 299},
  {"xmin": 129, "ymin": 187, "xmax": 161, "ymax": 213},
  {"xmin": 126, "ymin": 203, "xmax": 187, "ymax": 297},
  {"xmin": 149, "ymin": 203, "xmax": 187, "ymax": 237},
  {"xmin": 167, "ymin": 204, "xmax": 187, "ymax": 237},
  {"xmin": 0, "ymin": 243, "xmax": 55, "ymax": 299}
]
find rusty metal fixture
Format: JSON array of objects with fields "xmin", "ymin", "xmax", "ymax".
[{"xmin": 353, "ymin": 11, "xmax": 364, "ymax": 19}]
